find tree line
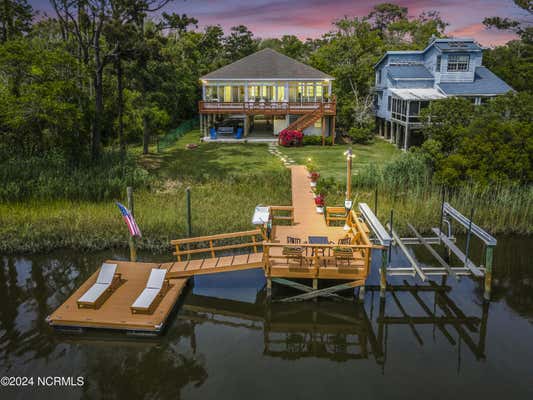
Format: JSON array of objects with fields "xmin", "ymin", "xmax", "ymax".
[{"xmin": 0, "ymin": 1, "xmax": 531, "ymax": 185}]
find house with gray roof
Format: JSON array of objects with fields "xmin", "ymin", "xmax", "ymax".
[
  {"xmin": 373, "ymin": 38, "xmax": 513, "ymax": 150},
  {"xmin": 199, "ymin": 48, "xmax": 336, "ymax": 144}
]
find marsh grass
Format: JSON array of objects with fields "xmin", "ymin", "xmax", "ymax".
[
  {"xmin": 324, "ymin": 166, "xmax": 533, "ymax": 236},
  {"xmin": 1, "ymin": 131, "xmax": 530, "ymax": 254},
  {"xmin": 0, "ymin": 171, "xmax": 292, "ymax": 253}
]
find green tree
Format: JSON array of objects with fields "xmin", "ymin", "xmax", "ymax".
[
  {"xmin": 310, "ymin": 17, "xmax": 383, "ymax": 133},
  {"xmin": 0, "ymin": 0, "xmax": 33, "ymax": 43},
  {"xmin": 483, "ymin": 0, "xmax": 532, "ymax": 43},
  {"xmin": 420, "ymin": 93, "xmax": 533, "ymax": 186},
  {"xmin": 224, "ymin": 25, "xmax": 258, "ymax": 62}
]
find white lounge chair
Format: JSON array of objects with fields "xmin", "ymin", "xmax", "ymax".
[
  {"xmin": 77, "ymin": 263, "xmax": 122, "ymax": 309},
  {"xmin": 130, "ymin": 269, "xmax": 170, "ymax": 314}
]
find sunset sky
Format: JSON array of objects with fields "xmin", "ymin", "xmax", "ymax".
[{"xmin": 30, "ymin": 0, "xmax": 529, "ymax": 46}]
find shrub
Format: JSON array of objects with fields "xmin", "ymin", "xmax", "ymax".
[
  {"xmin": 279, "ymin": 130, "xmax": 303, "ymax": 146},
  {"xmin": 302, "ymin": 135, "xmax": 332, "ymax": 146},
  {"xmin": 347, "ymin": 126, "xmax": 374, "ymax": 144}
]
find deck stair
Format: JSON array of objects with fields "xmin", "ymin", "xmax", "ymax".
[{"xmin": 285, "ymin": 106, "xmax": 323, "ymax": 131}]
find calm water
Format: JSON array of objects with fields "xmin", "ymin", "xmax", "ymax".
[{"xmin": 0, "ymin": 236, "xmax": 532, "ymax": 400}]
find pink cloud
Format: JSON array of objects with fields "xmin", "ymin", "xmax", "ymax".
[{"xmin": 450, "ymin": 23, "xmax": 518, "ymax": 46}]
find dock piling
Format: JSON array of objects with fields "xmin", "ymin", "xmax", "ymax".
[
  {"xmin": 483, "ymin": 246, "xmax": 494, "ymax": 301},
  {"xmin": 186, "ymin": 187, "xmax": 192, "ymax": 237}
]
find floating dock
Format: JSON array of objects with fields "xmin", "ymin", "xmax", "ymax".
[{"xmin": 47, "ymin": 261, "xmax": 188, "ymax": 334}]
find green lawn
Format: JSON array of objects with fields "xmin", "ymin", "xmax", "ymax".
[
  {"xmin": 139, "ymin": 130, "xmax": 285, "ymax": 181},
  {"xmin": 279, "ymin": 138, "xmax": 401, "ymax": 181},
  {"xmin": 139, "ymin": 131, "xmax": 400, "ymax": 183}
]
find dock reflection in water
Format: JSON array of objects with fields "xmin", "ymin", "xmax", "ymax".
[
  {"xmin": 1, "ymin": 239, "xmax": 532, "ymax": 399},
  {"xmin": 179, "ymin": 279, "xmax": 488, "ymax": 368}
]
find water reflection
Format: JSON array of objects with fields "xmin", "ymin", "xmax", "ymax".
[{"xmin": 0, "ymin": 236, "xmax": 532, "ymax": 399}]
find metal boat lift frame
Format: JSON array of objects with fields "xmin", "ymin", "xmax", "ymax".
[{"xmin": 358, "ymin": 201, "xmax": 497, "ymax": 301}]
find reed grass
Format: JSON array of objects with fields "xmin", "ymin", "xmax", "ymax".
[
  {"xmin": 323, "ymin": 162, "xmax": 533, "ymax": 236},
  {"xmin": 0, "ymin": 171, "xmax": 292, "ymax": 253}
]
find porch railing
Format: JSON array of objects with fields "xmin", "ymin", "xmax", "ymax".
[{"xmin": 199, "ymin": 98, "xmax": 336, "ymax": 115}]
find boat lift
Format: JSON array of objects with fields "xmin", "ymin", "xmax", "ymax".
[{"xmin": 358, "ymin": 201, "xmax": 497, "ymax": 301}]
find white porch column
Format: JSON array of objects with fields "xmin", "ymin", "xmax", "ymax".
[
  {"xmin": 284, "ymin": 81, "xmax": 289, "ymax": 102},
  {"xmin": 244, "ymin": 81, "xmax": 249, "ymax": 102},
  {"xmin": 328, "ymin": 80, "xmax": 332, "ymax": 99},
  {"xmin": 202, "ymin": 82, "xmax": 206, "ymax": 100}
]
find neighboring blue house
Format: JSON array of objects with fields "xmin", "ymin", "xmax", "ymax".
[{"xmin": 373, "ymin": 38, "xmax": 513, "ymax": 150}]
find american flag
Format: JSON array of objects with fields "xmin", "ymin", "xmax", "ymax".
[{"xmin": 116, "ymin": 202, "xmax": 142, "ymax": 237}]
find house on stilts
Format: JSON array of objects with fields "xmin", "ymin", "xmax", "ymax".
[
  {"xmin": 199, "ymin": 48, "xmax": 337, "ymax": 144},
  {"xmin": 373, "ymin": 37, "xmax": 513, "ymax": 150}
]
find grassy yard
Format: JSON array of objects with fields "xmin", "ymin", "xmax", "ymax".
[
  {"xmin": 279, "ymin": 138, "xmax": 401, "ymax": 181},
  {"xmin": 139, "ymin": 130, "xmax": 284, "ymax": 181}
]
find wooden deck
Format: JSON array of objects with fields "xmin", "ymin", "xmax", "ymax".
[
  {"xmin": 47, "ymin": 261, "xmax": 188, "ymax": 333},
  {"xmin": 265, "ymin": 165, "xmax": 371, "ymax": 280},
  {"xmin": 48, "ymin": 165, "xmax": 374, "ymax": 333},
  {"xmin": 198, "ymin": 100, "xmax": 336, "ymax": 115}
]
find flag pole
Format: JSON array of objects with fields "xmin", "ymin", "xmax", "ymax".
[{"xmin": 127, "ymin": 186, "xmax": 137, "ymax": 262}]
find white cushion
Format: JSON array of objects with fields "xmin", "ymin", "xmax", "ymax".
[
  {"xmin": 131, "ymin": 288, "xmax": 160, "ymax": 309},
  {"xmin": 96, "ymin": 263, "xmax": 118, "ymax": 285},
  {"xmin": 146, "ymin": 269, "xmax": 167, "ymax": 290},
  {"xmin": 78, "ymin": 283, "xmax": 109, "ymax": 303}
]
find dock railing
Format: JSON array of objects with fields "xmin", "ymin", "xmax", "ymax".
[
  {"xmin": 269, "ymin": 205, "xmax": 294, "ymax": 225},
  {"xmin": 171, "ymin": 229, "xmax": 264, "ymax": 261},
  {"xmin": 325, "ymin": 206, "xmax": 346, "ymax": 226},
  {"xmin": 346, "ymin": 209, "xmax": 372, "ymax": 247},
  {"xmin": 262, "ymin": 242, "xmax": 373, "ymax": 277}
]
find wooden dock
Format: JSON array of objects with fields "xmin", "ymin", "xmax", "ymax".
[
  {"xmin": 48, "ymin": 164, "xmax": 376, "ymax": 333},
  {"xmin": 47, "ymin": 261, "xmax": 188, "ymax": 334}
]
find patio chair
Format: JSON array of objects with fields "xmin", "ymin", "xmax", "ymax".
[
  {"xmin": 333, "ymin": 247, "xmax": 356, "ymax": 268},
  {"xmin": 77, "ymin": 263, "xmax": 122, "ymax": 309},
  {"xmin": 282, "ymin": 245, "xmax": 306, "ymax": 267},
  {"xmin": 130, "ymin": 269, "xmax": 171, "ymax": 314},
  {"xmin": 337, "ymin": 237, "xmax": 352, "ymax": 245}
]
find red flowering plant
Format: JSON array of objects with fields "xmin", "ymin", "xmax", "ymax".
[
  {"xmin": 314, "ymin": 193, "xmax": 325, "ymax": 207},
  {"xmin": 278, "ymin": 129, "xmax": 303, "ymax": 146},
  {"xmin": 309, "ymin": 171, "xmax": 320, "ymax": 182}
]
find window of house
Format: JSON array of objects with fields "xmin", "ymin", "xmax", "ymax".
[
  {"xmin": 447, "ymin": 55, "xmax": 469, "ymax": 72},
  {"xmin": 436, "ymin": 56, "xmax": 441, "ymax": 72},
  {"xmin": 377, "ymin": 70, "xmax": 381, "ymax": 85},
  {"xmin": 387, "ymin": 96, "xmax": 391, "ymax": 111}
]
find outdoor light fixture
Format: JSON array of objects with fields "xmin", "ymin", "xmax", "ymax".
[{"xmin": 344, "ymin": 148, "xmax": 355, "ymax": 231}]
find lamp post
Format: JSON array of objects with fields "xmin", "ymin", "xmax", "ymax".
[{"xmin": 344, "ymin": 147, "xmax": 355, "ymax": 231}]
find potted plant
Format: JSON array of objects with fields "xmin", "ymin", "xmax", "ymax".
[
  {"xmin": 309, "ymin": 171, "xmax": 320, "ymax": 188},
  {"xmin": 305, "ymin": 158, "xmax": 317, "ymax": 178},
  {"xmin": 314, "ymin": 193, "xmax": 325, "ymax": 213}
]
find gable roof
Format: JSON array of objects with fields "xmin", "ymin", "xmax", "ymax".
[
  {"xmin": 438, "ymin": 67, "xmax": 513, "ymax": 96},
  {"xmin": 201, "ymin": 48, "xmax": 333, "ymax": 80},
  {"xmin": 388, "ymin": 65, "xmax": 434, "ymax": 80}
]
